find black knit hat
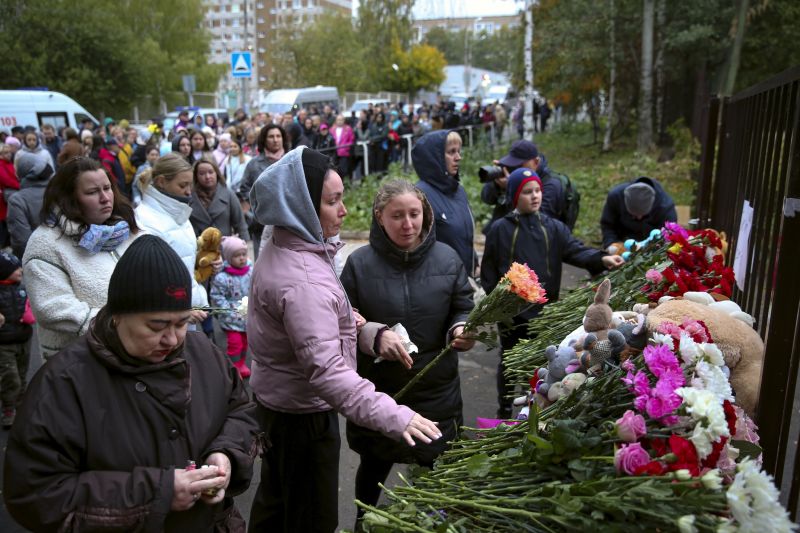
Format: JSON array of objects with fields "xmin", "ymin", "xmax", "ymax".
[
  {"xmin": 0, "ymin": 251, "xmax": 21, "ymax": 280},
  {"xmin": 301, "ymin": 148, "xmax": 333, "ymax": 215},
  {"xmin": 107, "ymin": 235, "xmax": 192, "ymax": 314}
]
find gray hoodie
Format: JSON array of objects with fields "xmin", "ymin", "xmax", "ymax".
[{"xmin": 249, "ymin": 146, "xmax": 323, "ymax": 245}]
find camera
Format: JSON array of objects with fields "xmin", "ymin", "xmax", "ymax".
[{"xmin": 479, "ymin": 165, "xmax": 505, "ymax": 183}]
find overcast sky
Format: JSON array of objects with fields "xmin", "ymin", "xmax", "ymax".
[{"xmin": 352, "ymin": 0, "xmax": 524, "ymax": 19}]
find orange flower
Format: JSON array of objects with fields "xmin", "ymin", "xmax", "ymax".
[{"xmin": 501, "ymin": 263, "xmax": 548, "ymax": 304}]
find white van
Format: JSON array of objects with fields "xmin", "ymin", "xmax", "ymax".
[
  {"xmin": 259, "ymin": 86, "xmax": 339, "ymax": 116},
  {"xmin": 0, "ymin": 90, "xmax": 99, "ymax": 131},
  {"xmin": 348, "ymin": 99, "xmax": 391, "ymax": 116},
  {"xmin": 162, "ymin": 107, "xmax": 230, "ymax": 132}
]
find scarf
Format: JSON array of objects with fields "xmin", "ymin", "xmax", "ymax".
[
  {"xmin": 77, "ymin": 219, "xmax": 130, "ymax": 255},
  {"xmin": 195, "ymin": 182, "xmax": 217, "ymax": 209},
  {"xmin": 224, "ymin": 264, "xmax": 250, "ymax": 276},
  {"xmin": 263, "ymin": 147, "xmax": 285, "ymax": 164}
]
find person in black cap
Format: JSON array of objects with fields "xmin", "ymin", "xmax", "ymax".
[
  {"xmin": 481, "ymin": 139, "xmax": 568, "ymax": 231},
  {"xmin": 600, "ymin": 176, "xmax": 677, "ymax": 252},
  {"xmin": 4, "ymin": 234, "xmax": 259, "ymax": 532}
]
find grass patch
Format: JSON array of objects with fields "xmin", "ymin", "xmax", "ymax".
[{"xmin": 343, "ymin": 122, "xmax": 698, "ymax": 246}]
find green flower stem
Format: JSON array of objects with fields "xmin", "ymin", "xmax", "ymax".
[
  {"xmin": 354, "ymin": 500, "xmax": 431, "ymax": 532},
  {"xmin": 394, "ymin": 342, "xmax": 454, "ymax": 401}
]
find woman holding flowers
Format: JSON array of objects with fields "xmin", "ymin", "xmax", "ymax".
[
  {"xmin": 481, "ymin": 168, "xmax": 625, "ymax": 417},
  {"xmin": 340, "ymin": 179, "xmax": 475, "ymax": 528}
]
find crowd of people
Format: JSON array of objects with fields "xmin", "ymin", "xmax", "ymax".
[{"xmin": 0, "ymin": 100, "xmax": 677, "ymax": 532}]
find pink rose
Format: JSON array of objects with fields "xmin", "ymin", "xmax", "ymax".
[
  {"xmin": 646, "ymin": 269, "xmax": 663, "ymax": 284},
  {"xmin": 615, "ymin": 442, "xmax": 650, "ymax": 475},
  {"xmin": 616, "ymin": 410, "xmax": 647, "ymax": 442}
]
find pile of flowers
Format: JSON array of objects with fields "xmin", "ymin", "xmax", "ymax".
[
  {"xmin": 643, "ymin": 222, "xmax": 735, "ymax": 301},
  {"xmin": 394, "ymin": 262, "xmax": 546, "ymax": 400},
  {"xmin": 357, "ymin": 226, "xmax": 795, "ymax": 532}
]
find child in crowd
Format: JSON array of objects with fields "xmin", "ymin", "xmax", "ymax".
[
  {"xmin": 210, "ymin": 236, "xmax": 252, "ymax": 379},
  {"xmin": 480, "ymin": 168, "xmax": 625, "ymax": 418},
  {"xmin": 0, "ymin": 251, "xmax": 35, "ymax": 429}
]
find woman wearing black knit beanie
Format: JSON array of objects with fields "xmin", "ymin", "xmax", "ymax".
[{"xmin": 3, "ymin": 234, "xmax": 259, "ymax": 532}]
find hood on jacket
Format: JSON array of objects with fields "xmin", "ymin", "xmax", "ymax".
[
  {"xmin": 14, "ymin": 150, "xmax": 54, "ymax": 184},
  {"xmin": 250, "ymin": 146, "xmax": 323, "ymax": 244},
  {"xmin": 411, "ymin": 129, "xmax": 459, "ymax": 195},
  {"xmin": 369, "ymin": 187, "xmax": 436, "ymax": 265}
]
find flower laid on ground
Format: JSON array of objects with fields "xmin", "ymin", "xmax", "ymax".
[
  {"xmin": 615, "ymin": 410, "xmax": 646, "ymax": 442},
  {"xmin": 723, "ymin": 459, "xmax": 797, "ymax": 532},
  {"xmin": 236, "ymin": 295, "xmax": 248, "ymax": 317},
  {"xmin": 394, "ymin": 263, "xmax": 546, "ymax": 401}
]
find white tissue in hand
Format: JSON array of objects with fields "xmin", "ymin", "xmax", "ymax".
[
  {"xmin": 391, "ymin": 323, "xmax": 419, "ymax": 355},
  {"xmin": 374, "ymin": 323, "xmax": 418, "ymax": 363}
]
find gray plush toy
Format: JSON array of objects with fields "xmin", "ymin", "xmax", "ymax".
[{"xmin": 537, "ymin": 343, "xmax": 580, "ymax": 396}]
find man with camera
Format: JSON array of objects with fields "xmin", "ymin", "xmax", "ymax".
[{"xmin": 479, "ymin": 140, "xmax": 566, "ymax": 233}]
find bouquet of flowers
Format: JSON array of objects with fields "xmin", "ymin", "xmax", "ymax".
[
  {"xmin": 393, "ymin": 263, "xmax": 546, "ymax": 401},
  {"xmin": 643, "ymin": 222, "xmax": 735, "ymax": 302}
]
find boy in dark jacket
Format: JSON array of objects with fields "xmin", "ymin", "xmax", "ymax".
[
  {"xmin": 0, "ymin": 251, "xmax": 34, "ymax": 428},
  {"xmin": 481, "ymin": 169, "xmax": 624, "ymax": 417}
]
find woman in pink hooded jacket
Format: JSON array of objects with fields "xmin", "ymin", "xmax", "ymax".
[{"xmin": 246, "ymin": 146, "xmax": 441, "ymax": 532}]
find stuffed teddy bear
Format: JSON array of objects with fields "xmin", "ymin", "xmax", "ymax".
[
  {"xmin": 645, "ymin": 298, "xmax": 764, "ymax": 417},
  {"xmin": 536, "ymin": 343, "xmax": 580, "ymax": 399},
  {"xmin": 195, "ymin": 227, "xmax": 223, "ymax": 283}
]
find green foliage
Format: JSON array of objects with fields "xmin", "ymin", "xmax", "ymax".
[
  {"xmin": 0, "ymin": 0, "xmax": 220, "ymax": 118},
  {"xmin": 422, "ymin": 25, "xmax": 522, "ymax": 77},
  {"xmin": 357, "ymin": 0, "xmax": 415, "ymax": 91},
  {"xmin": 736, "ymin": 0, "xmax": 800, "ymax": 91},
  {"xmin": 386, "ymin": 44, "xmax": 447, "ymax": 98},
  {"xmin": 264, "ymin": 12, "xmax": 371, "ymax": 91}
]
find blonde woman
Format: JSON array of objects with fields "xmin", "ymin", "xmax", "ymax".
[{"xmin": 134, "ymin": 153, "xmax": 215, "ymax": 323}]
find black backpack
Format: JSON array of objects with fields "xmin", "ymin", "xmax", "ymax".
[{"xmin": 552, "ymin": 171, "xmax": 581, "ymax": 231}]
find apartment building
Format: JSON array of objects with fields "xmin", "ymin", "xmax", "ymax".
[
  {"xmin": 413, "ymin": 14, "xmax": 520, "ymax": 42},
  {"xmin": 204, "ymin": 0, "xmax": 259, "ymax": 107},
  {"xmin": 254, "ymin": 0, "xmax": 351, "ymax": 84}
]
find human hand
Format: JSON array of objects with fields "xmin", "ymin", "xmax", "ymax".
[
  {"xmin": 602, "ymin": 255, "xmax": 625, "ymax": 270},
  {"xmin": 190, "ymin": 309, "xmax": 208, "ymax": 324},
  {"xmin": 171, "ymin": 465, "xmax": 226, "ymax": 511},
  {"xmin": 401, "ymin": 413, "xmax": 442, "ymax": 447},
  {"xmin": 378, "ymin": 330, "xmax": 413, "ymax": 370},
  {"xmin": 451, "ymin": 326, "xmax": 476, "ymax": 351},
  {"xmin": 200, "ymin": 453, "xmax": 232, "ymax": 505},
  {"xmin": 0, "ymin": 312, "xmax": 4, "ymax": 328},
  {"xmin": 211, "ymin": 257, "xmax": 224, "ymax": 274},
  {"xmin": 353, "ymin": 310, "xmax": 366, "ymax": 331}
]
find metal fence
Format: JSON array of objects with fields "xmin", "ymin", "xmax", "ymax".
[{"xmin": 696, "ymin": 65, "xmax": 800, "ymax": 516}]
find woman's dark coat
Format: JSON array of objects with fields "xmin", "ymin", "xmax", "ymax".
[{"xmin": 3, "ymin": 315, "xmax": 259, "ymax": 532}]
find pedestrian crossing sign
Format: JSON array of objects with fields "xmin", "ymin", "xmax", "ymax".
[{"xmin": 231, "ymin": 52, "xmax": 252, "ymax": 78}]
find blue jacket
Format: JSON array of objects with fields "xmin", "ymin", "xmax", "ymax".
[
  {"xmin": 413, "ymin": 130, "xmax": 476, "ymax": 274},
  {"xmin": 600, "ymin": 176, "xmax": 677, "ymax": 248},
  {"xmin": 481, "ymin": 210, "xmax": 605, "ymax": 320}
]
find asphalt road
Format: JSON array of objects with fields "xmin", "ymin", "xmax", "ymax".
[{"xmin": 0, "ymin": 237, "xmax": 585, "ymax": 531}]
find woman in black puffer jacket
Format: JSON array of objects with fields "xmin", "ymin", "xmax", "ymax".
[{"xmin": 340, "ymin": 179, "xmax": 474, "ymax": 527}]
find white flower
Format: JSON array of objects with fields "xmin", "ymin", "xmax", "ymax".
[
  {"xmin": 651, "ymin": 332, "xmax": 673, "ymax": 346},
  {"xmin": 691, "ymin": 361, "xmax": 734, "ymax": 402},
  {"xmin": 702, "ymin": 469, "xmax": 723, "ymax": 490},
  {"xmin": 700, "ymin": 343, "xmax": 725, "ymax": 367},
  {"xmin": 679, "ymin": 333, "xmax": 701, "ymax": 365},
  {"xmin": 236, "ymin": 296, "xmax": 249, "ymax": 316},
  {"xmin": 726, "ymin": 459, "xmax": 797, "ymax": 532},
  {"xmin": 677, "ymin": 388, "xmax": 730, "ymax": 460},
  {"xmin": 677, "ymin": 514, "xmax": 698, "ymax": 533},
  {"xmin": 716, "ymin": 518, "xmax": 737, "ymax": 533},
  {"xmin": 674, "ymin": 469, "xmax": 693, "ymax": 481}
]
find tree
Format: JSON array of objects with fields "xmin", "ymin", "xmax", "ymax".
[
  {"xmin": 386, "ymin": 44, "xmax": 447, "ymax": 102},
  {"xmin": 637, "ymin": 0, "xmax": 655, "ymax": 151},
  {"xmin": 0, "ymin": 0, "xmax": 221, "ymax": 118},
  {"xmin": 523, "ymin": 0, "xmax": 535, "ymax": 140},
  {"xmin": 602, "ymin": 0, "xmax": 616, "ymax": 152},
  {"xmin": 357, "ymin": 0, "xmax": 415, "ymax": 91},
  {"xmin": 264, "ymin": 12, "xmax": 370, "ymax": 91}
]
